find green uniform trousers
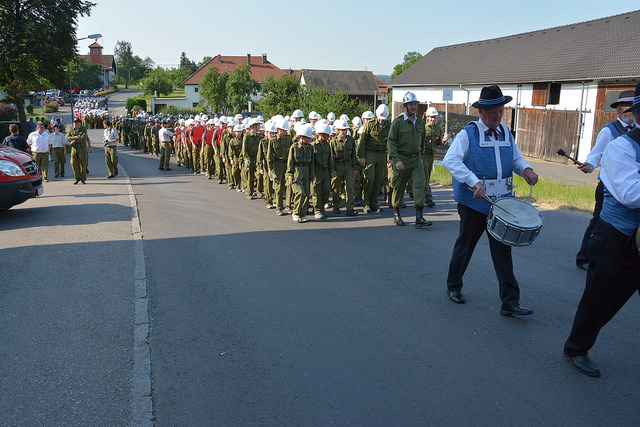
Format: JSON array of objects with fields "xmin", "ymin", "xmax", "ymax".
[
  {"xmin": 34, "ymin": 152, "xmax": 49, "ymax": 180},
  {"xmin": 391, "ymin": 154, "xmax": 425, "ymax": 209},
  {"xmin": 52, "ymin": 147, "xmax": 65, "ymax": 177},
  {"xmin": 362, "ymin": 150, "xmax": 387, "ymax": 210},
  {"xmin": 331, "ymin": 161, "xmax": 355, "ymax": 210},
  {"xmin": 423, "ymin": 151, "xmax": 435, "ymax": 202},
  {"xmin": 71, "ymin": 146, "xmax": 88, "ymax": 182},
  {"xmin": 312, "ymin": 169, "xmax": 331, "ymax": 214},
  {"xmin": 159, "ymin": 142, "xmax": 172, "ymax": 169},
  {"xmin": 104, "ymin": 146, "xmax": 118, "ymax": 177}
]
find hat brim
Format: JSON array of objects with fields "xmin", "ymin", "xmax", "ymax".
[
  {"xmin": 472, "ymin": 95, "xmax": 513, "ymax": 109},
  {"xmin": 623, "ymin": 104, "xmax": 639, "ymax": 114}
]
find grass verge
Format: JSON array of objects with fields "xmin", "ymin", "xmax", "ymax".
[{"xmin": 430, "ymin": 164, "xmax": 595, "ymax": 213}]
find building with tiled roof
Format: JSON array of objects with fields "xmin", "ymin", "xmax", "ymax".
[
  {"xmin": 85, "ymin": 42, "xmax": 116, "ymax": 88},
  {"xmin": 300, "ymin": 70, "xmax": 383, "ymax": 107},
  {"xmin": 389, "ymin": 10, "xmax": 640, "ymax": 163}
]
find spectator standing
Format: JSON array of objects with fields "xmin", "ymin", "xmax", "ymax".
[
  {"xmin": 2, "ymin": 124, "xmax": 30, "ymax": 153},
  {"xmin": 27, "ymin": 122, "xmax": 51, "ymax": 181},
  {"xmin": 50, "ymin": 124, "xmax": 68, "ymax": 177}
]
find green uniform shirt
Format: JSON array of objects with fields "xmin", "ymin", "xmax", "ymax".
[
  {"xmin": 66, "ymin": 125, "xmax": 88, "ymax": 149},
  {"xmin": 358, "ymin": 119, "xmax": 390, "ymax": 157},
  {"xmin": 330, "ymin": 135, "xmax": 357, "ymax": 171},
  {"xmin": 267, "ymin": 134, "xmax": 293, "ymax": 170},
  {"xmin": 424, "ymin": 123, "xmax": 444, "ymax": 155},
  {"xmin": 387, "ymin": 113, "xmax": 426, "ymax": 163}
]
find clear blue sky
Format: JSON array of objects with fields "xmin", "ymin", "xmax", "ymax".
[{"xmin": 75, "ymin": 1, "xmax": 636, "ymax": 76}]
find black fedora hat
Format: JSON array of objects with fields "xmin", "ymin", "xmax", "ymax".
[
  {"xmin": 623, "ymin": 83, "xmax": 640, "ymax": 113},
  {"xmin": 472, "ymin": 85, "xmax": 513, "ymax": 109},
  {"xmin": 610, "ymin": 90, "xmax": 635, "ymax": 108}
]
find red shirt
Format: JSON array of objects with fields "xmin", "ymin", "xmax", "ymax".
[{"xmin": 190, "ymin": 125, "xmax": 205, "ymax": 146}]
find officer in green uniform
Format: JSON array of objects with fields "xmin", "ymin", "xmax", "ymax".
[
  {"xmin": 241, "ymin": 119, "xmax": 261, "ymax": 198},
  {"xmin": 214, "ymin": 119, "xmax": 227, "ymax": 183},
  {"xmin": 287, "ymin": 123, "xmax": 315, "ymax": 223},
  {"xmin": 226, "ymin": 124, "xmax": 244, "ymax": 191},
  {"xmin": 358, "ymin": 104, "xmax": 390, "ymax": 213},
  {"xmin": 257, "ymin": 121, "xmax": 276, "ymax": 207},
  {"xmin": 311, "ymin": 122, "xmax": 334, "ymax": 219},
  {"xmin": 267, "ymin": 118, "xmax": 294, "ymax": 215},
  {"xmin": 330, "ymin": 119, "xmax": 359, "ymax": 216},
  {"xmin": 387, "ymin": 91, "xmax": 432, "ymax": 228},
  {"xmin": 423, "ymin": 107, "xmax": 448, "ymax": 207},
  {"xmin": 66, "ymin": 117, "xmax": 90, "ymax": 184},
  {"xmin": 151, "ymin": 119, "xmax": 161, "ymax": 156}
]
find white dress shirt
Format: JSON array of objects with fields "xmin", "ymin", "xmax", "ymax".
[
  {"xmin": 26, "ymin": 130, "xmax": 50, "ymax": 153},
  {"xmin": 600, "ymin": 136, "xmax": 640, "ymax": 209},
  {"xmin": 103, "ymin": 127, "xmax": 119, "ymax": 147},
  {"xmin": 585, "ymin": 118, "xmax": 636, "ymax": 171}
]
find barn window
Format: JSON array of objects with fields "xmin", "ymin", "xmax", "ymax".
[
  {"xmin": 548, "ymin": 83, "xmax": 561, "ymax": 105},
  {"xmin": 194, "ymin": 87, "xmax": 199, "ymax": 93},
  {"xmin": 532, "ymin": 83, "xmax": 561, "ymax": 106}
]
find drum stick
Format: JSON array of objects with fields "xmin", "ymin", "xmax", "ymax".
[
  {"xmin": 467, "ymin": 187, "xmax": 515, "ymax": 217},
  {"xmin": 556, "ymin": 148, "xmax": 583, "ymax": 166}
]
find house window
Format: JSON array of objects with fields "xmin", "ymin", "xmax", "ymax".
[
  {"xmin": 194, "ymin": 87, "xmax": 199, "ymax": 93},
  {"xmin": 93, "ymin": 49, "xmax": 98, "ymax": 54},
  {"xmin": 548, "ymin": 83, "xmax": 561, "ymax": 105},
  {"xmin": 193, "ymin": 103, "xmax": 199, "ymax": 108}
]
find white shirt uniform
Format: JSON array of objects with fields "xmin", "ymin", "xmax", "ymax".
[
  {"xmin": 27, "ymin": 131, "xmax": 50, "ymax": 153},
  {"xmin": 585, "ymin": 118, "xmax": 636, "ymax": 171}
]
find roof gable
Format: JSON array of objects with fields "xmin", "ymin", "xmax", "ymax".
[
  {"xmin": 301, "ymin": 69, "xmax": 380, "ymax": 95},
  {"xmin": 391, "ymin": 9, "xmax": 640, "ymax": 86},
  {"xmin": 183, "ymin": 54, "xmax": 288, "ymax": 85}
]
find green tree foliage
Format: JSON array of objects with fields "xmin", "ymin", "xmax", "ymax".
[
  {"xmin": 0, "ymin": 0, "xmax": 95, "ymax": 135},
  {"xmin": 126, "ymin": 97, "xmax": 147, "ymax": 112},
  {"xmin": 179, "ymin": 52, "xmax": 197, "ymax": 72},
  {"xmin": 199, "ymin": 67, "xmax": 230, "ymax": 114},
  {"xmin": 70, "ymin": 56, "xmax": 102, "ymax": 90},
  {"xmin": 167, "ymin": 67, "xmax": 193, "ymax": 88},
  {"xmin": 257, "ymin": 74, "xmax": 301, "ymax": 118},
  {"xmin": 197, "ymin": 56, "xmax": 213, "ymax": 69},
  {"xmin": 299, "ymin": 87, "xmax": 368, "ymax": 120},
  {"xmin": 226, "ymin": 65, "xmax": 260, "ymax": 114},
  {"xmin": 139, "ymin": 68, "xmax": 173, "ymax": 96},
  {"xmin": 114, "ymin": 41, "xmax": 154, "ymax": 87},
  {"xmin": 390, "ymin": 51, "xmax": 422, "ymax": 80}
]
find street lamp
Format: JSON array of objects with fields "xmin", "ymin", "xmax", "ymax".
[
  {"xmin": 69, "ymin": 33, "xmax": 102, "ymax": 116},
  {"xmin": 127, "ymin": 67, "xmax": 136, "ymax": 89}
]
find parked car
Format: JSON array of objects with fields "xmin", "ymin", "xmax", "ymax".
[{"xmin": 0, "ymin": 146, "xmax": 43, "ymax": 211}]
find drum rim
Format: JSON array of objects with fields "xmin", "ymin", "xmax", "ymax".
[{"xmin": 490, "ymin": 196, "xmax": 544, "ymax": 229}]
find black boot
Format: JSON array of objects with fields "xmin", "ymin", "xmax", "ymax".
[
  {"xmin": 415, "ymin": 207, "xmax": 433, "ymax": 228},
  {"xmin": 393, "ymin": 207, "xmax": 405, "ymax": 226}
]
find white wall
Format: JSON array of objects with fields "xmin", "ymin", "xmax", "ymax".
[
  {"xmin": 185, "ymin": 84, "xmax": 201, "ymax": 109},
  {"xmin": 391, "ymin": 83, "xmax": 598, "ymax": 161}
]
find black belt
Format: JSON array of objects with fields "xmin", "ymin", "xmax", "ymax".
[{"xmin": 399, "ymin": 153, "xmax": 419, "ymax": 158}]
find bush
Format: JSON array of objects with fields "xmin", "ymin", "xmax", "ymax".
[
  {"xmin": 0, "ymin": 103, "xmax": 18, "ymax": 121},
  {"xmin": 126, "ymin": 97, "xmax": 147, "ymax": 112},
  {"xmin": 26, "ymin": 104, "xmax": 34, "ymax": 114},
  {"xmin": 158, "ymin": 105, "xmax": 200, "ymax": 116},
  {"xmin": 44, "ymin": 101, "xmax": 58, "ymax": 113}
]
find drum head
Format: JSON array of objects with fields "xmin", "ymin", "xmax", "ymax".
[{"xmin": 492, "ymin": 198, "xmax": 543, "ymax": 228}]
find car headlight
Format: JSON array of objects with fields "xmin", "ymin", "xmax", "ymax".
[{"xmin": 0, "ymin": 160, "xmax": 26, "ymax": 177}]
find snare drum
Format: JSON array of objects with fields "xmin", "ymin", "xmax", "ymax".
[{"xmin": 486, "ymin": 198, "xmax": 544, "ymax": 247}]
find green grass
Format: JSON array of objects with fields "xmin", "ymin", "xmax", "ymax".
[{"xmin": 430, "ymin": 164, "xmax": 596, "ymax": 213}]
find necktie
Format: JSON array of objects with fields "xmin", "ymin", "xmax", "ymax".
[
  {"xmin": 624, "ymin": 125, "xmax": 634, "ymax": 132},
  {"xmin": 485, "ymin": 128, "xmax": 499, "ymax": 139}
]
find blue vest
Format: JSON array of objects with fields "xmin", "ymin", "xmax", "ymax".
[
  {"xmin": 452, "ymin": 122, "xmax": 514, "ymax": 215},
  {"xmin": 600, "ymin": 134, "xmax": 640, "ymax": 236},
  {"xmin": 604, "ymin": 121, "xmax": 625, "ymax": 139}
]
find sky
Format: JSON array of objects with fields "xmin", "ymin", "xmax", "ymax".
[{"xmin": 75, "ymin": 0, "xmax": 637, "ymax": 77}]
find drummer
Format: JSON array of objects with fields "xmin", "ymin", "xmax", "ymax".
[{"xmin": 442, "ymin": 85, "xmax": 539, "ymax": 316}]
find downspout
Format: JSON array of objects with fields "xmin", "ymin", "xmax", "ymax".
[
  {"xmin": 514, "ymin": 84, "xmax": 522, "ymax": 144},
  {"xmin": 460, "ymin": 84, "xmax": 470, "ymax": 115},
  {"xmin": 573, "ymin": 82, "xmax": 586, "ymax": 157}
]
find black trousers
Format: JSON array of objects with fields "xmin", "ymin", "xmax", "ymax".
[
  {"xmin": 446, "ymin": 203, "xmax": 520, "ymax": 308},
  {"xmin": 576, "ymin": 180, "xmax": 604, "ymax": 264},
  {"xmin": 564, "ymin": 219, "xmax": 640, "ymax": 356}
]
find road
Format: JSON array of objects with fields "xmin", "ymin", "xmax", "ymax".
[{"xmin": 1, "ymin": 123, "xmax": 638, "ymax": 425}]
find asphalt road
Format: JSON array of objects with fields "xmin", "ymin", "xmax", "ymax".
[{"xmin": 1, "ymin": 130, "xmax": 638, "ymax": 426}]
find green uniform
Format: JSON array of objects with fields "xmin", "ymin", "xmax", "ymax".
[
  {"xmin": 330, "ymin": 134, "xmax": 358, "ymax": 211},
  {"xmin": 151, "ymin": 124, "xmax": 161, "ymax": 156},
  {"xmin": 358, "ymin": 119, "xmax": 390, "ymax": 211},
  {"xmin": 226, "ymin": 134, "xmax": 243, "ymax": 189},
  {"xmin": 241, "ymin": 131, "xmax": 260, "ymax": 197},
  {"xmin": 423, "ymin": 122, "xmax": 444, "ymax": 203},
  {"xmin": 66, "ymin": 125, "xmax": 89, "ymax": 182},
  {"xmin": 267, "ymin": 133, "xmax": 293, "ymax": 211},
  {"xmin": 257, "ymin": 135, "xmax": 273, "ymax": 205},
  {"xmin": 311, "ymin": 139, "xmax": 333, "ymax": 216},
  {"xmin": 387, "ymin": 113, "xmax": 426, "ymax": 209},
  {"xmin": 287, "ymin": 141, "xmax": 314, "ymax": 218}
]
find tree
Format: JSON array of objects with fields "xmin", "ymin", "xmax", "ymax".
[
  {"xmin": 114, "ymin": 41, "xmax": 135, "ymax": 88},
  {"xmin": 199, "ymin": 67, "xmax": 230, "ymax": 114},
  {"xmin": 0, "ymin": 0, "xmax": 96, "ymax": 136},
  {"xmin": 167, "ymin": 67, "xmax": 193, "ymax": 88},
  {"xmin": 70, "ymin": 56, "xmax": 102, "ymax": 90},
  {"xmin": 299, "ymin": 87, "xmax": 361, "ymax": 120},
  {"xmin": 179, "ymin": 52, "xmax": 197, "ymax": 73},
  {"xmin": 139, "ymin": 67, "xmax": 173, "ymax": 96},
  {"xmin": 257, "ymin": 74, "xmax": 301, "ymax": 118},
  {"xmin": 226, "ymin": 65, "xmax": 259, "ymax": 113},
  {"xmin": 390, "ymin": 51, "xmax": 423, "ymax": 80},
  {"xmin": 197, "ymin": 56, "xmax": 213, "ymax": 69}
]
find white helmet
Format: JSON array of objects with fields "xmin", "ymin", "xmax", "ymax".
[
  {"xmin": 296, "ymin": 123, "xmax": 314, "ymax": 139},
  {"xmin": 426, "ymin": 107, "xmax": 439, "ymax": 117},
  {"xmin": 234, "ymin": 113, "xmax": 243, "ymax": 121},
  {"xmin": 292, "ymin": 109, "xmax": 304, "ymax": 119},
  {"xmin": 219, "ymin": 115, "xmax": 227, "ymax": 123},
  {"xmin": 339, "ymin": 114, "xmax": 349, "ymax": 122},
  {"xmin": 309, "ymin": 111, "xmax": 318, "ymax": 120},
  {"xmin": 352, "ymin": 117, "xmax": 363, "ymax": 127},
  {"xmin": 194, "ymin": 114, "xmax": 202, "ymax": 122},
  {"xmin": 315, "ymin": 122, "xmax": 331, "ymax": 135},
  {"xmin": 234, "ymin": 124, "xmax": 246, "ymax": 132},
  {"xmin": 376, "ymin": 104, "xmax": 389, "ymax": 120},
  {"xmin": 207, "ymin": 119, "xmax": 215, "ymax": 125},
  {"xmin": 179, "ymin": 119, "xmax": 186, "ymax": 125},
  {"xmin": 327, "ymin": 112, "xmax": 336, "ymax": 122},
  {"xmin": 257, "ymin": 115, "xmax": 264, "ymax": 123},
  {"xmin": 329, "ymin": 125, "xmax": 336, "ymax": 135},
  {"xmin": 202, "ymin": 114, "xmax": 209, "ymax": 121},
  {"xmin": 403, "ymin": 91, "xmax": 418, "ymax": 104},
  {"xmin": 276, "ymin": 118, "xmax": 290, "ymax": 131},
  {"xmin": 186, "ymin": 119, "xmax": 195, "ymax": 126},
  {"xmin": 362, "ymin": 110, "xmax": 375, "ymax": 120},
  {"xmin": 265, "ymin": 121, "xmax": 277, "ymax": 133},
  {"xmin": 334, "ymin": 119, "xmax": 350, "ymax": 130},
  {"xmin": 247, "ymin": 118, "xmax": 259, "ymax": 127}
]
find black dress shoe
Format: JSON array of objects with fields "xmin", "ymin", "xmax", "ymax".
[
  {"xmin": 563, "ymin": 351, "xmax": 601, "ymax": 377},
  {"xmin": 500, "ymin": 305, "xmax": 534, "ymax": 316},
  {"xmin": 447, "ymin": 289, "xmax": 465, "ymax": 304},
  {"xmin": 393, "ymin": 214, "xmax": 405, "ymax": 226}
]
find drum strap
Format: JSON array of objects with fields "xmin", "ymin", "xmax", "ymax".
[{"xmin": 626, "ymin": 128, "xmax": 640, "ymax": 146}]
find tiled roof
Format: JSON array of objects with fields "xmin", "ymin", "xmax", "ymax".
[
  {"xmin": 183, "ymin": 54, "xmax": 288, "ymax": 85},
  {"xmin": 391, "ymin": 9, "xmax": 640, "ymax": 87},
  {"xmin": 84, "ymin": 54, "xmax": 116, "ymax": 71},
  {"xmin": 301, "ymin": 69, "xmax": 380, "ymax": 95}
]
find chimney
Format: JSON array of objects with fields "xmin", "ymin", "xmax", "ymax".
[
  {"xmin": 217, "ymin": 54, "xmax": 221, "ymax": 63},
  {"xmin": 247, "ymin": 54, "xmax": 251, "ymax": 67},
  {"xmin": 262, "ymin": 53, "xmax": 267, "ymax": 64}
]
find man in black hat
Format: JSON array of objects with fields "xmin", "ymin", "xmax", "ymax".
[
  {"xmin": 574, "ymin": 90, "xmax": 637, "ymax": 270},
  {"xmin": 442, "ymin": 85, "xmax": 538, "ymax": 315},
  {"xmin": 563, "ymin": 82, "xmax": 640, "ymax": 377}
]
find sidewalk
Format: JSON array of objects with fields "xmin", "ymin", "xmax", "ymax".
[{"xmin": 525, "ymin": 156, "xmax": 598, "ymax": 186}]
